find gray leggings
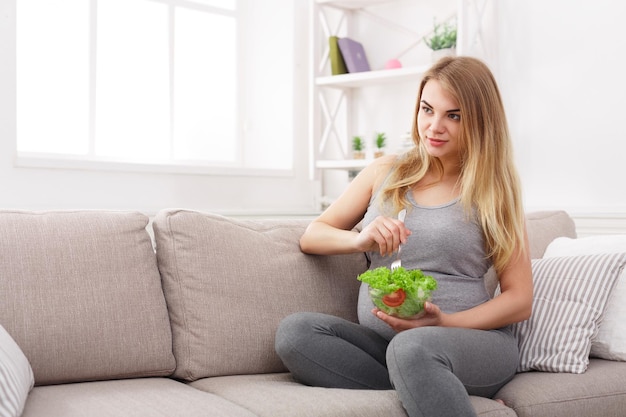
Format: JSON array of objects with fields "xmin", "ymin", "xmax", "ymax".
[{"xmin": 275, "ymin": 312, "xmax": 519, "ymax": 417}]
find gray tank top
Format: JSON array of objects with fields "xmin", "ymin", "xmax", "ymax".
[{"xmin": 357, "ymin": 192, "xmax": 492, "ymax": 340}]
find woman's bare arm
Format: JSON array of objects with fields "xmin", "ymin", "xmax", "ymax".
[{"xmin": 300, "ymin": 155, "xmax": 410, "ymax": 257}]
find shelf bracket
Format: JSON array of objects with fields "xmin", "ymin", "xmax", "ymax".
[{"xmin": 318, "ymin": 89, "xmax": 347, "ymax": 159}]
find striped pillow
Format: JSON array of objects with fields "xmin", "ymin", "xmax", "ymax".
[
  {"xmin": 512, "ymin": 252, "xmax": 626, "ymax": 373},
  {"xmin": 0, "ymin": 325, "xmax": 34, "ymax": 417},
  {"xmin": 543, "ymin": 235, "xmax": 626, "ymax": 361}
]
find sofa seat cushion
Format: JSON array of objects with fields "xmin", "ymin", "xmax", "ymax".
[
  {"xmin": 153, "ymin": 209, "xmax": 368, "ymax": 381},
  {"xmin": 0, "ymin": 210, "xmax": 175, "ymax": 385},
  {"xmin": 495, "ymin": 359, "xmax": 626, "ymax": 417},
  {"xmin": 190, "ymin": 372, "xmax": 516, "ymax": 417},
  {"xmin": 22, "ymin": 378, "xmax": 256, "ymax": 417}
]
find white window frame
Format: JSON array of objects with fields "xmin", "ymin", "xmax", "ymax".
[{"xmin": 13, "ymin": 0, "xmax": 295, "ymax": 178}]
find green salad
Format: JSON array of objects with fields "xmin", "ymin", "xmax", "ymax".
[{"xmin": 357, "ymin": 266, "xmax": 437, "ymax": 318}]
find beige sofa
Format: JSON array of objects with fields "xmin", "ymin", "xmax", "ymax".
[{"xmin": 1, "ymin": 209, "xmax": 625, "ymax": 417}]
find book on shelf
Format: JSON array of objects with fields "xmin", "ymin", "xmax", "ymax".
[
  {"xmin": 328, "ymin": 36, "xmax": 348, "ymax": 75},
  {"xmin": 337, "ymin": 37, "xmax": 370, "ymax": 73}
]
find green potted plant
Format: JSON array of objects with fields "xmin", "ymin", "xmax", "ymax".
[
  {"xmin": 373, "ymin": 132, "xmax": 386, "ymax": 158},
  {"xmin": 352, "ymin": 136, "xmax": 365, "ymax": 159},
  {"xmin": 424, "ymin": 21, "xmax": 457, "ymax": 61}
]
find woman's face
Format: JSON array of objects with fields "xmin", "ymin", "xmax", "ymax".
[{"xmin": 417, "ymin": 79, "xmax": 462, "ymax": 168}]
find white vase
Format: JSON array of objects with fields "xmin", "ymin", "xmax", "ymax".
[{"xmin": 431, "ymin": 47, "xmax": 456, "ymax": 62}]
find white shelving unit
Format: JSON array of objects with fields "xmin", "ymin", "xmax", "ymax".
[
  {"xmin": 312, "ymin": 63, "xmax": 430, "ymax": 172},
  {"xmin": 315, "ymin": 158, "xmax": 370, "ymax": 170},
  {"xmin": 316, "ymin": 0, "xmax": 392, "ymax": 8},
  {"xmin": 316, "ymin": 65, "xmax": 429, "ymax": 88},
  {"xmin": 309, "ymin": 0, "xmax": 458, "ymax": 207},
  {"xmin": 309, "ymin": 0, "xmax": 492, "ymax": 207},
  {"xmin": 310, "ymin": 1, "xmax": 425, "ymax": 180}
]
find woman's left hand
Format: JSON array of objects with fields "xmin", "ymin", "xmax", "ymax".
[{"xmin": 373, "ymin": 302, "xmax": 445, "ymax": 332}]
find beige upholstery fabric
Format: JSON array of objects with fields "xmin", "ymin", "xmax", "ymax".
[
  {"xmin": 191, "ymin": 373, "xmax": 516, "ymax": 417},
  {"xmin": 0, "ymin": 210, "xmax": 175, "ymax": 385},
  {"xmin": 22, "ymin": 378, "xmax": 256, "ymax": 417},
  {"xmin": 153, "ymin": 209, "xmax": 368, "ymax": 381},
  {"xmin": 496, "ymin": 359, "xmax": 626, "ymax": 417},
  {"xmin": 484, "ymin": 210, "xmax": 577, "ymax": 296},
  {"xmin": 525, "ymin": 210, "xmax": 577, "ymax": 258}
]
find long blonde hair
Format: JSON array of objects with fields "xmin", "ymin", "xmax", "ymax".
[{"xmin": 380, "ymin": 56, "xmax": 525, "ymax": 273}]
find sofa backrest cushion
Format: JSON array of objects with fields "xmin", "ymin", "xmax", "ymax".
[
  {"xmin": 153, "ymin": 209, "xmax": 368, "ymax": 381},
  {"xmin": 0, "ymin": 210, "xmax": 176, "ymax": 385},
  {"xmin": 525, "ymin": 210, "xmax": 577, "ymax": 258},
  {"xmin": 483, "ymin": 210, "xmax": 578, "ymax": 296}
]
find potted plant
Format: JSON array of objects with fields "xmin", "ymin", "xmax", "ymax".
[
  {"xmin": 374, "ymin": 132, "xmax": 386, "ymax": 158},
  {"xmin": 352, "ymin": 136, "xmax": 365, "ymax": 159},
  {"xmin": 424, "ymin": 21, "xmax": 457, "ymax": 61}
]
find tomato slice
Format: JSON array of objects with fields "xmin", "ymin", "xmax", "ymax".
[{"xmin": 382, "ymin": 289, "xmax": 406, "ymax": 307}]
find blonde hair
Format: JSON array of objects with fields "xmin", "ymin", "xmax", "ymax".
[{"xmin": 380, "ymin": 56, "xmax": 525, "ymax": 273}]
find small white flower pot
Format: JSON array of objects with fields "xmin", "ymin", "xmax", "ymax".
[{"xmin": 431, "ymin": 47, "xmax": 456, "ymax": 62}]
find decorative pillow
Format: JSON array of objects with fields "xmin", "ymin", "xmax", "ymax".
[
  {"xmin": 544, "ymin": 235, "xmax": 626, "ymax": 361},
  {"xmin": 511, "ymin": 252, "xmax": 626, "ymax": 373},
  {"xmin": 0, "ymin": 325, "xmax": 34, "ymax": 417}
]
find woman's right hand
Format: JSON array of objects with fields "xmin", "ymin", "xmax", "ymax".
[
  {"xmin": 356, "ymin": 215, "xmax": 411, "ymax": 257},
  {"xmin": 299, "ymin": 155, "xmax": 401, "ymax": 256}
]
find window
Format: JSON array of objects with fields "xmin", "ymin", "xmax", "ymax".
[{"xmin": 16, "ymin": 0, "xmax": 293, "ymax": 172}]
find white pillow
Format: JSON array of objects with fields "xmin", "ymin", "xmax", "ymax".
[
  {"xmin": 0, "ymin": 325, "xmax": 34, "ymax": 417},
  {"xmin": 511, "ymin": 252, "xmax": 626, "ymax": 373},
  {"xmin": 544, "ymin": 235, "xmax": 626, "ymax": 361}
]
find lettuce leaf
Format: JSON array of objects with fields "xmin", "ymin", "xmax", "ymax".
[{"xmin": 357, "ymin": 266, "xmax": 437, "ymax": 317}]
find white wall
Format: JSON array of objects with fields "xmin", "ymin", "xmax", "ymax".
[
  {"xmin": 2, "ymin": 0, "xmax": 625, "ymax": 229},
  {"xmin": 492, "ymin": 0, "xmax": 626, "ymax": 234},
  {"xmin": 495, "ymin": 0, "xmax": 626, "ymax": 219},
  {"xmin": 322, "ymin": 0, "xmax": 626, "ymax": 233}
]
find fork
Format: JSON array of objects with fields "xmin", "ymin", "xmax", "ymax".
[{"xmin": 390, "ymin": 209, "xmax": 407, "ymax": 271}]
